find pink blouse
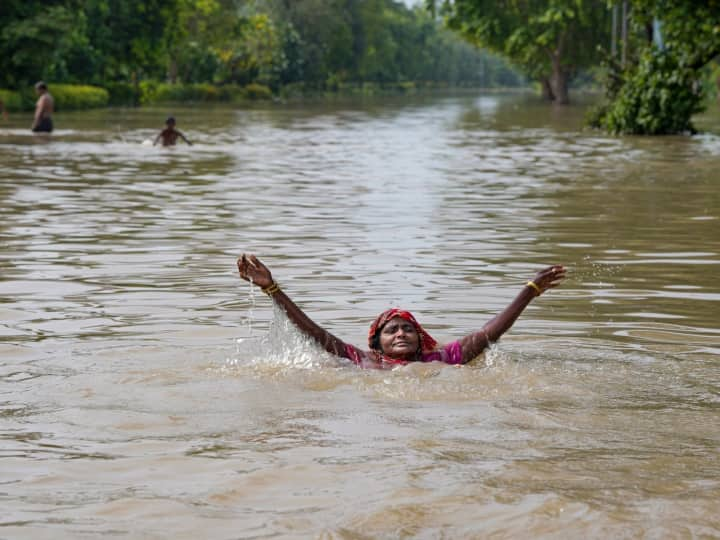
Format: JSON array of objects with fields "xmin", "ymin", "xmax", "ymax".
[{"xmin": 344, "ymin": 341, "xmax": 464, "ymax": 369}]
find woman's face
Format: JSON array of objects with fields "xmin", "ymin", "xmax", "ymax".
[{"xmin": 378, "ymin": 316, "xmax": 420, "ymax": 359}]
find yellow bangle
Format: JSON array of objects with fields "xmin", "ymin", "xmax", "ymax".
[
  {"xmin": 526, "ymin": 281, "xmax": 542, "ymax": 296},
  {"xmin": 262, "ymin": 282, "xmax": 280, "ymax": 296}
]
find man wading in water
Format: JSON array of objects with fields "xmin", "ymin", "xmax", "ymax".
[
  {"xmin": 237, "ymin": 254, "xmax": 567, "ymax": 369},
  {"xmin": 31, "ymin": 81, "xmax": 54, "ymax": 133}
]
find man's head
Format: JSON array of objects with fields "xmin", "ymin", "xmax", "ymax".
[
  {"xmin": 35, "ymin": 81, "xmax": 48, "ymax": 94},
  {"xmin": 166, "ymin": 117, "xmax": 176, "ymax": 127}
]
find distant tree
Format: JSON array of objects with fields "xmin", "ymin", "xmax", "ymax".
[
  {"xmin": 164, "ymin": 0, "xmax": 252, "ymax": 84},
  {"xmin": 0, "ymin": 1, "xmax": 87, "ymax": 88},
  {"xmin": 0, "ymin": 0, "xmax": 525, "ymax": 93},
  {"xmin": 262, "ymin": 0, "xmax": 518, "ymax": 89},
  {"xmin": 265, "ymin": 0, "xmax": 355, "ymax": 88},
  {"xmin": 82, "ymin": 0, "xmax": 178, "ymax": 82},
  {"xmin": 430, "ymin": 0, "xmax": 612, "ymax": 103}
]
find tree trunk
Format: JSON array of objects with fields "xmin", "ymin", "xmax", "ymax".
[
  {"xmin": 131, "ymin": 71, "xmax": 140, "ymax": 106},
  {"xmin": 645, "ymin": 22, "xmax": 653, "ymax": 44},
  {"xmin": 547, "ymin": 29, "xmax": 570, "ymax": 105},
  {"xmin": 168, "ymin": 57, "xmax": 178, "ymax": 84},
  {"xmin": 550, "ymin": 56, "xmax": 569, "ymax": 105},
  {"xmin": 541, "ymin": 78, "xmax": 555, "ymax": 101}
]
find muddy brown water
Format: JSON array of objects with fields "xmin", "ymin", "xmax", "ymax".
[{"xmin": 1, "ymin": 93, "xmax": 719, "ymax": 538}]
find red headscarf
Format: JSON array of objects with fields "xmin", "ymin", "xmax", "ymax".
[{"xmin": 368, "ymin": 308, "xmax": 438, "ymax": 353}]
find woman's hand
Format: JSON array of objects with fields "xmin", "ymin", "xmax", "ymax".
[
  {"xmin": 529, "ymin": 265, "xmax": 566, "ymax": 295},
  {"xmin": 237, "ymin": 254, "xmax": 274, "ymax": 289}
]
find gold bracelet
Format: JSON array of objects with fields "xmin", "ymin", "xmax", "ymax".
[
  {"xmin": 526, "ymin": 281, "xmax": 542, "ymax": 296},
  {"xmin": 262, "ymin": 282, "xmax": 280, "ymax": 296}
]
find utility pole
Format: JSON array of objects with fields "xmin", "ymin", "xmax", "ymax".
[
  {"xmin": 653, "ymin": 18, "xmax": 664, "ymax": 49},
  {"xmin": 611, "ymin": 3, "xmax": 618, "ymax": 57},
  {"xmin": 621, "ymin": 0, "xmax": 628, "ymax": 68}
]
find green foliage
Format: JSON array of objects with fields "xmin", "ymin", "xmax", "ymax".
[
  {"xmin": 51, "ymin": 84, "xmax": 110, "ymax": 110},
  {"xmin": 705, "ymin": 61, "xmax": 720, "ymax": 101},
  {"xmin": 242, "ymin": 83, "xmax": 273, "ymax": 100},
  {"xmin": 589, "ymin": 49, "xmax": 704, "ymax": 134},
  {"xmin": 2, "ymin": 84, "xmax": 110, "ymax": 110},
  {"xmin": 174, "ymin": 43, "xmax": 222, "ymax": 84},
  {"xmin": 136, "ymin": 81, "xmax": 269, "ymax": 103},
  {"xmin": 0, "ymin": 2, "xmax": 87, "ymax": 88},
  {"xmin": 0, "ymin": 89, "xmax": 24, "ymax": 111},
  {"xmin": 590, "ymin": 0, "xmax": 720, "ymax": 135},
  {"xmin": 212, "ymin": 13, "xmax": 284, "ymax": 86},
  {"xmin": 105, "ymin": 82, "xmax": 141, "ymax": 106},
  {"xmin": 1, "ymin": 0, "xmax": 525, "ymax": 98},
  {"xmin": 139, "ymin": 82, "xmax": 220, "ymax": 103},
  {"xmin": 83, "ymin": 0, "xmax": 175, "ymax": 82}
]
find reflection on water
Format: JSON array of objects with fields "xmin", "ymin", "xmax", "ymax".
[{"xmin": 1, "ymin": 94, "xmax": 719, "ymax": 538}]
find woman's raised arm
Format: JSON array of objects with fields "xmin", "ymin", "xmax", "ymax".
[
  {"xmin": 237, "ymin": 254, "xmax": 348, "ymax": 357},
  {"xmin": 458, "ymin": 265, "xmax": 566, "ymax": 363}
]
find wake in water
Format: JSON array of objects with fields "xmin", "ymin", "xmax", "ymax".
[
  {"xmin": 221, "ymin": 256, "xmax": 699, "ymax": 403},
  {"xmin": 220, "ymin": 298, "xmax": 704, "ymax": 407}
]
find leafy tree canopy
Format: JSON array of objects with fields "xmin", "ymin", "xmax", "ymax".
[{"xmin": 430, "ymin": 0, "xmax": 612, "ymax": 103}]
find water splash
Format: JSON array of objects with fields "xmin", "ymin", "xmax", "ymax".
[
  {"xmin": 225, "ymin": 303, "xmax": 341, "ymax": 373},
  {"xmin": 242, "ymin": 279, "xmax": 258, "ymax": 336},
  {"xmin": 483, "ymin": 342, "xmax": 501, "ymax": 367}
]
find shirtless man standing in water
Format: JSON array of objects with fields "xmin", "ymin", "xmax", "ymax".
[{"xmin": 31, "ymin": 81, "xmax": 54, "ymax": 133}]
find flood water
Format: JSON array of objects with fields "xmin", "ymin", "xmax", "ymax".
[{"xmin": 1, "ymin": 93, "xmax": 719, "ymax": 538}]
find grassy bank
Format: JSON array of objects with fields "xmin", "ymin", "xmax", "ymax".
[
  {"xmin": 0, "ymin": 85, "xmax": 108, "ymax": 111},
  {"xmin": 0, "ymin": 82, "xmax": 275, "ymax": 111},
  {"xmin": 0, "ymin": 88, "xmax": 24, "ymax": 110},
  {"xmin": 1, "ymin": 84, "xmax": 114, "ymax": 111},
  {"xmin": 1, "ymin": 80, "xmax": 505, "ymax": 111}
]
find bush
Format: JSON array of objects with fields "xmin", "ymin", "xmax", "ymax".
[
  {"xmin": 242, "ymin": 83, "xmax": 272, "ymax": 100},
  {"xmin": 590, "ymin": 49, "xmax": 705, "ymax": 135},
  {"xmin": 50, "ymin": 84, "xmax": 109, "ymax": 110},
  {"xmin": 156, "ymin": 83, "xmax": 220, "ymax": 102},
  {"xmin": 702, "ymin": 61, "xmax": 720, "ymax": 102},
  {"xmin": 138, "ymin": 81, "xmax": 273, "ymax": 103},
  {"xmin": 139, "ymin": 82, "xmax": 228, "ymax": 104},
  {"xmin": 0, "ymin": 89, "xmax": 23, "ymax": 111},
  {"xmin": 277, "ymin": 82, "xmax": 310, "ymax": 99},
  {"xmin": 217, "ymin": 84, "xmax": 245, "ymax": 101},
  {"xmin": 395, "ymin": 81, "xmax": 417, "ymax": 93},
  {"xmin": 105, "ymin": 82, "xmax": 140, "ymax": 106}
]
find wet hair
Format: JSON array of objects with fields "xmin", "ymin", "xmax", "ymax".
[
  {"xmin": 166, "ymin": 116, "xmax": 176, "ymax": 125},
  {"xmin": 370, "ymin": 331, "xmax": 381, "ymax": 351},
  {"xmin": 35, "ymin": 81, "xmax": 47, "ymax": 91}
]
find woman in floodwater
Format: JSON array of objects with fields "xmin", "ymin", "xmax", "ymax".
[{"xmin": 237, "ymin": 254, "xmax": 566, "ymax": 369}]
